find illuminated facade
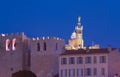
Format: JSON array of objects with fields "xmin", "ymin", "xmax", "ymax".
[
  {"xmin": 66, "ymin": 16, "xmax": 100, "ymax": 50},
  {"xmin": 0, "ymin": 16, "xmax": 120, "ymax": 77},
  {"xmin": 66, "ymin": 16, "xmax": 84, "ymax": 50},
  {"xmin": 59, "ymin": 16, "xmax": 120, "ymax": 77}
]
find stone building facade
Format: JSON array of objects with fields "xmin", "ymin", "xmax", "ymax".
[
  {"xmin": 30, "ymin": 37, "xmax": 65, "ymax": 77},
  {"xmin": 0, "ymin": 33, "xmax": 65, "ymax": 77},
  {"xmin": 0, "ymin": 16, "xmax": 120, "ymax": 77},
  {"xmin": 59, "ymin": 47, "xmax": 120, "ymax": 77},
  {"xmin": 0, "ymin": 32, "xmax": 30, "ymax": 77},
  {"xmin": 59, "ymin": 16, "xmax": 120, "ymax": 77}
]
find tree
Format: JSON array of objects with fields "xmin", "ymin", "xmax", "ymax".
[{"xmin": 12, "ymin": 70, "xmax": 37, "ymax": 77}]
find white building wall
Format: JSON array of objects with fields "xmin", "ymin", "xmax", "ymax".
[{"xmin": 59, "ymin": 53, "xmax": 108, "ymax": 77}]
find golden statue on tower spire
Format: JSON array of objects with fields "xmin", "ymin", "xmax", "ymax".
[{"xmin": 78, "ymin": 16, "xmax": 81, "ymax": 23}]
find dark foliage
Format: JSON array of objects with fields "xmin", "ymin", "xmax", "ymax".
[{"xmin": 12, "ymin": 70, "xmax": 37, "ymax": 77}]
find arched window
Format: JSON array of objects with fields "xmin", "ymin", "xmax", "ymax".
[
  {"xmin": 44, "ymin": 42, "xmax": 46, "ymax": 51},
  {"xmin": 6, "ymin": 39, "xmax": 10, "ymax": 51},
  {"xmin": 37, "ymin": 43, "xmax": 40, "ymax": 51},
  {"xmin": 12, "ymin": 38, "xmax": 17, "ymax": 51}
]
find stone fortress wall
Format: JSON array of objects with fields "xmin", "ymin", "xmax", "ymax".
[{"xmin": 0, "ymin": 32, "xmax": 65, "ymax": 77}]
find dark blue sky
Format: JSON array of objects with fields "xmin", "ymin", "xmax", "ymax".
[{"xmin": 0, "ymin": 0, "xmax": 120, "ymax": 48}]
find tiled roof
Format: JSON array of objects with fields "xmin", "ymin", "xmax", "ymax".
[{"xmin": 61, "ymin": 48, "xmax": 110, "ymax": 55}]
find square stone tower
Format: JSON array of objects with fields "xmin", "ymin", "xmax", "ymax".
[
  {"xmin": 30, "ymin": 37, "xmax": 65, "ymax": 77},
  {"xmin": 0, "ymin": 32, "xmax": 30, "ymax": 77}
]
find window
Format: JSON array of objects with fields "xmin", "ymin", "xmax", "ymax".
[
  {"xmin": 61, "ymin": 69, "xmax": 67, "ymax": 77},
  {"xmin": 100, "ymin": 56, "xmax": 106, "ymax": 63},
  {"xmin": 101, "ymin": 68, "xmax": 105, "ymax": 75},
  {"xmin": 86, "ymin": 56, "xmax": 91, "ymax": 64},
  {"xmin": 44, "ymin": 42, "xmax": 46, "ymax": 51},
  {"xmin": 61, "ymin": 58, "xmax": 67, "ymax": 65},
  {"xmin": 77, "ymin": 69, "xmax": 83, "ymax": 76},
  {"xmin": 12, "ymin": 38, "xmax": 16, "ymax": 51},
  {"xmin": 6, "ymin": 39, "xmax": 10, "ymax": 51},
  {"xmin": 69, "ymin": 57, "xmax": 75, "ymax": 64},
  {"xmin": 93, "ymin": 68, "xmax": 97, "ymax": 75},
  {"xmin": 37, "ymin": 43, "xmax": 40, "ymax": 51},
  {"xmin": 93, "ymin": 56, "xmax": 97, "ymax": 64},
  {"xmin": 77, "ymin": 57, "xmax": 83, "ymax": 64},
  {"xmin": 69, "ymin": 69, "xmax": 75, "ymax": 77},
  {"xmin": 86, "ymin": 68, "xmax": 91, "ymax": 76}
]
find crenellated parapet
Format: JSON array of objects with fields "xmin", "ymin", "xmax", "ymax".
[
  {"xmin": 0, "ymin": 32, "xmax": 29, "ymax": 52},
  {"xmin": 31, "ymin": 36, "xmax": 64, "ymax": 42},
  {"xmin": 0, "ymin": 32, "xmax": 23, "ymax": 37},
  {"xmin": 0, "ymin": 32, "xmax": 28, "ymax": 42},
  {"xmin": 30, "ymin": 36, "xmax": 65, "ymax": 55},
  {"xmin": 30, "ymin": 36, "xmax": 65, "ymax": 77}
]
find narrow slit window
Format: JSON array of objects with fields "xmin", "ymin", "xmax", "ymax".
[
  {"xmin": 44, "ymin": 42, "xmax": 46, "ymax": 51},
  {"xmin": 37, "ymin": 43, "xmax": 40, "ymax": 51}
]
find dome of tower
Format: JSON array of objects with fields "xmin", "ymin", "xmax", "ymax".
[{"xmin": 71, "ymin": 32, "xmax": 76, "ymax": 39}]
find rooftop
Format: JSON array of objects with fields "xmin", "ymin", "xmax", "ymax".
[{"xmin": 60, "ymin": 48, "xmax": 116, "ymax": 56}]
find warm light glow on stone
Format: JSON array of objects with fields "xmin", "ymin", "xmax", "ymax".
[
  {"xmin": 32, "ymin": 38, "xmax": 36, "ymax": 41},
  {"xmin": 1, "ymin": 34, "xmax": 5, "ymax": 37},
  {"xmin": 37, "ymin": 37, "xmax": 39, "ymax": 40}
]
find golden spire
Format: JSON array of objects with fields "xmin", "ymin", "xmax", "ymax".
[{"xmin": 78, "ymin": 16, "xmax": 81, "ymax": 23}]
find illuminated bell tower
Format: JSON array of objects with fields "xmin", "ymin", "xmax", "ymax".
[
  {"xmin": 68, "ymin": 16, "xmax": 84, "ymax": 50},
  {"xmin": 75, "ymin": 16, "xmax": 84, "ymax": 48}
]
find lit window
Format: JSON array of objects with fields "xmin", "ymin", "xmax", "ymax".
[
  {"xmin": 12, "ymin": 38, "xmax": 16, "ymax": 51},
  {"xmin": 77, "ymin": 57, "xmax": 83, "ymax": 64},
  {"xmin": 100, "ymin": 56, "xmax": 106, "ymax": 63},
  {"xmin": 61, "ymin": 58, "xmax": 67, "ymax": 65},
  {"xmin": 69, "ymin": 69, "xmax": 75, "ymax": 77},
  {"xmin": 61, "ymin": 69, "xmax": 67, "ymax": 77},
  {"xmin": 86, "ymin": 56, "xmax": 91, "ymax": 64},
  {"xmin": 69, "ymin": 57, "xmax": 75, "ymax": 64},
  {"xmin": 77, "ymin": 68, "xmax": 83, "ymax": 76},
  {"xmin": 6, "ymin": 39, "xmax": 10, "ymax": 51}
]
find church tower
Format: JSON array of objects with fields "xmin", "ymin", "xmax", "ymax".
[
  {"xmin": 75, "ymin": 16, "xmax": 84, "ymax": 48},
  {"xmin": 66, "ymin": 16, "xmax": 84, "ymax": 50}
]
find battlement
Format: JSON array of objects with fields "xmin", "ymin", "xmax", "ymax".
[
  {"xmin": 0, "ymin": 32, "xmax": 25, "ymax": 38},
  {"xmin": 31, "ymin": 36, "xmax": 64, "ymax": 41}
]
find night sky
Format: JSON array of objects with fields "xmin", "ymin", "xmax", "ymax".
[{"xmin": 0, "ymin": 0, "xmax": 120, "ymax": 48}]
